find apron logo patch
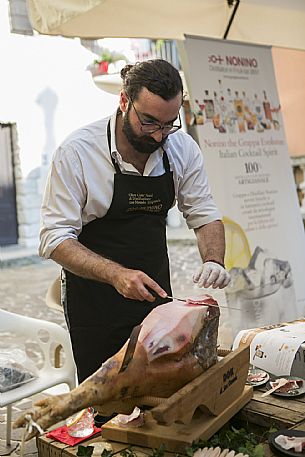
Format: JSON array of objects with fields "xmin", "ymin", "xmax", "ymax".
[{"xmin": 127, "ymin": 192, "xmax": 163, "ymax": 213}]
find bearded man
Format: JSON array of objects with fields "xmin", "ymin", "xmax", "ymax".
[{"xmin": 39, "ymin": 59, "xmax": 230, "ymax": 385}]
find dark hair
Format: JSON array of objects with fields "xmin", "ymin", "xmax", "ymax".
[{"xmin": 120, "ymin": 59, "xmax": 183, "ymax": 102}]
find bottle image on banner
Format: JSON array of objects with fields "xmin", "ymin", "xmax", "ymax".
[
  {"xmin": 219, "ymin": 96, "xmax": 227, "ymax": 133},
  {"xmin": 217, "ymin": 81, "xmax": 226, "ymax": 133},
  {"xmin": 212, "ymin": 91, "xmax": 221, "ymax": 130},
  {"xmin": 218, "ymin": 80, "xmax": 225, "ymax": 98},
  {"xmin": 203, "ymin": 90, "xmax": 215, "ymax": 122},
  {"xmin": 262, "ymin": 90, "xmax": 273, "ymax": 130},
  {"xmin": 242, "ymin": 90, "xmax": 255, "ymax": 130},
  {"xmin": 254, "ymin": 93, "xmax": 265, "ymax": 132},
  {"xmin": 194, "ymin": 99, "xmax": 204, "ymax": 125},
  {"xmin": 234, "ymin": 91, "xmax": 246, "ymax": 133},
  {"xmin": 271, "ymin": 103, "xmax": 281, "ymax": 130},
  {"xmin": 226, "ymin": 88, "xmax": 237, "ymax": 133}
]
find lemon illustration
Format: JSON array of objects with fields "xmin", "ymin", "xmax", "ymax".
[
  {"xmin": 66, "ymin": 409, "xmax": 87, "ymax": 428},
  {"xmin": 223, "ymin": 216, "xmax": 251, "ymax": 271}
]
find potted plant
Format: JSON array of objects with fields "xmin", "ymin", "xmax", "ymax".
[{"xmin": 93, "ymin": 48, "xmax": 127, "ymax": 75}]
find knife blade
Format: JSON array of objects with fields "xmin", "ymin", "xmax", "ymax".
[
  {"xmin": 166, "ymin": 295, "xmax": 241, "ymax": 311},
  {"xmin": 118, "ymin": 324, "xmax": 142, "ymax": 373}
]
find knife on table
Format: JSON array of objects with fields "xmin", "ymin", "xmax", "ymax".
[
  {"xmin": 166, "ymin": 295, "xmax": 241, "ymax": 311},
  {"xmin": 118, "ymin": 324, "xmax": 142, "ymax": 373}
]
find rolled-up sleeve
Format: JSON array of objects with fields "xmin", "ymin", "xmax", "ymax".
[
  {"xmin": 39, "ymin": 145, "xmax": 87, "ymax": 259},
  {"xmin": 175, "ymin": 136, "xmax": 222, "ymax": 229}
]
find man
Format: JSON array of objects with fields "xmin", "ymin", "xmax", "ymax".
[{"xmin": 39, "ymin": 59, "xmax": 230, "ymax": 384}]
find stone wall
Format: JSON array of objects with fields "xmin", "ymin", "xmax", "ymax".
[{"xmin": 11, "ymin": 124, "xmax": 41, "ymax": 247}]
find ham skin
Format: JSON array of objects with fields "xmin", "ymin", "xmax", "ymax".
[{"xmin": 14, "ymin": 295, "xmax": 219, "ymax": 438}]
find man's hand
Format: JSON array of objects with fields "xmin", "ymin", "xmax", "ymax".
[
  {"xmin": 112, "ymin": 267, "xmax": 168, "ymax": 302},
  {"xmin": 50, "ymin": 240, "xmax": 168, "ymax": 302},
  {"xmin": 193, "ymin": 261, "xmax": 231, "ymax": 289}
]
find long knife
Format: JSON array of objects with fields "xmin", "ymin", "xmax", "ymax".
[
  {"xmin": 118, "ymin": 324, "xmax": 142, "ymax": 373},
  {"xmin": 166, "ymin": 295, "xmax": 241, "ymax": 311}
]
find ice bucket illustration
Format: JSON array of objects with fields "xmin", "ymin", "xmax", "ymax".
[{"xmin": 225, "ymin": 246, "xmax": 297, "ymax": 338}]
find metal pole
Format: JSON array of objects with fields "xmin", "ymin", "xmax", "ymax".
[
  {"xmin": 6, "ymin": 404, "xmax": 12, "ymax": 446},
  {"xmin": 223, "ymin": 0, "xmax": 240, "ymax": 40}
]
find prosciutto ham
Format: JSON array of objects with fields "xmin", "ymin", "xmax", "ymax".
[{"xmin": 14, "ymin": 295, "xmax": 220, "ymax": 439}]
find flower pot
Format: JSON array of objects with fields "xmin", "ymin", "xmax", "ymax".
[{"xmin": 98, "ymin": 61, "xmax": 109, "ymax": 74}]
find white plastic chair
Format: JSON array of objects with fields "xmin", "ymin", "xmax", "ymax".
[
  {"xmin": 0, "ymin": 308, "xmax": 76, "ymax": 447},
  {"xmin": 45, "ymin": 275, "xmax": 63, "ymax": 313}
]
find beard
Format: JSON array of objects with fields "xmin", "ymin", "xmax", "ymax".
[{"xmin": 122, "ymin": 108, "xmax": 167, "ymax": 154}]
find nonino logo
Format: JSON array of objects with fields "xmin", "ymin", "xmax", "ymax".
[{"xmin": 208, "ymin": 54, "xmax": 258, "ymax": 68}]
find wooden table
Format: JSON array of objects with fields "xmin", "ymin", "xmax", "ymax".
[
  {"xmin": 37, "ymin": 427, "xmax": 305, "ymax": 457},
  {"xmin": 237, "ymin": 384, "xmax": 305, "ymax": 429}
]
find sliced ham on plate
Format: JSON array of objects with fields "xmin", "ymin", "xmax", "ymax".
[
  {"xmin": 270, "ymin": 378, "xmax": 303, "ymax": 393},
  {"xmin": 275, "ymin": 434, "xmax": 305, "ymax": 453},
  {"xmin": 247, "ymin": 372, "xmax": 268, "ymax": 383}
]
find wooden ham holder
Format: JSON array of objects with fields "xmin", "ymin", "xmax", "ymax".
[{"xmin": 101, "ymin": 346, "xmax": 253, "ymax": 453}]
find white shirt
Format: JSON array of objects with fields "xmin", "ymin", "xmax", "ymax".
[{"xmin": 39, "ymin": 111, "xmax": 221, "ymax": 258}]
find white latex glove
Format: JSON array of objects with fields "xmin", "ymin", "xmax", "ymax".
[{"xmin": 193, "ymin": 261, "xmax": 231, "ymax": 289}]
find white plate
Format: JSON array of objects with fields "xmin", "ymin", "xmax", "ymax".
[{"xmin": 247, "ymin": 368, "xmax": 270, "ymax": 387}]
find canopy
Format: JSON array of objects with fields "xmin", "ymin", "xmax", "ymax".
[{"xmin": 27, "ymin": 0, "xmax": 305, "ymax": 51}]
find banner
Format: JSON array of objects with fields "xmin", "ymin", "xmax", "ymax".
[{"xmin": 182, "ymin": 36, "xmax": 305, "ymax": 343}]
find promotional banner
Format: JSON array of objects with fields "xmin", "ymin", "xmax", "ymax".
[{"xmin": 183, "ymin": 36, "xmax": 305, "ymax": 343}]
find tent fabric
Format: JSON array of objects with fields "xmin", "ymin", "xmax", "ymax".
[{"xmin": 27, "ymin": 0, "xmax": 305, "ymax": 51}]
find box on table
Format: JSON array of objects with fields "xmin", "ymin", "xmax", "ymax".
[
  {"xmin": 291, "ymin": 343, "xmax": 305, "ymax": 378},
  {"xmin": 36, "ymin": 434, "xmax": 129, "ymax": 457}
]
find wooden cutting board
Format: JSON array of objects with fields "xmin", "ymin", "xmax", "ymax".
[
  {"xmin": 101, "ymin": 386, "xmax": 252, "ymax": 453},
  {"xmin": 102, "ymin": 346, "xmax": 252, "ymax": 453}
]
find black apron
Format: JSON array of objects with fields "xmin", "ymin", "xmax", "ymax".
[{"xmin": 65, "ymin": 120, "xmax": 175, "ymax": 382}]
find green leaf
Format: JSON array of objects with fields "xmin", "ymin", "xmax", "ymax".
[
  {"xmin": 101, "ymin": 450, "xmax": 114, "ymax": 457},
  {"xmin": 150, "ymin": 444, "xmax": 165, "ymax": 457},
  {"xmin": 184, "ymin": 447, "xmax": 194, "ymax": 457},
  {"xmin": 184, "ymin": 423, "xmax": 267, "ymax": 457},
  {"xmin": 76, "ymin": 445, "xmax": 94, "ymax": 457},
  {"xmin": 252, "ymin": 444, "xmax": 265, "ymax": 457},
  {"xmin": 120, "ymin": 447, "xmax": 137, "ymax": 457}
]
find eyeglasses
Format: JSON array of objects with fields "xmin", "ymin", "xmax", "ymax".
[{"xmin": 130, "ymin": 99, "xmax": 182, "ymax": 135}]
